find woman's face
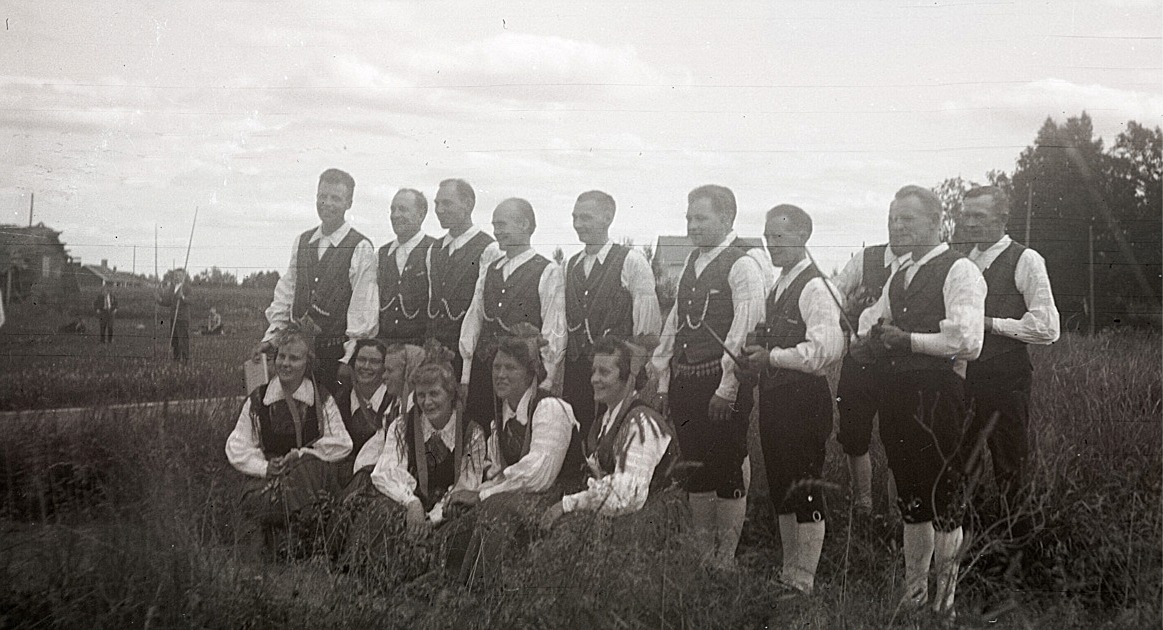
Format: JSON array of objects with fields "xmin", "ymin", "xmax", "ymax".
[
  {"xmin": 353, "ymin": 345, "xmax": 386, "ymax": 389},
  {"xmin": 591, "ymin": 352, "xmax": 630, "ymax": 407},
  {"xmin": 414, "ymin": 381, "xmax": 454, "ymax": 426},
  {"xmin": 275, "ymin": 339, "xmax": 310, "ymax": 386},
  {"xmin": 492, "ymin": 350, "xmax": 534, "ymax": 404}
]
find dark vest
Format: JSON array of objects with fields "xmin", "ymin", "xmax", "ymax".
[
  {"xmin": 758, "ymin": 264, "xmax": 828, "ymax": 389},
  {"xmin": 247, "ymin": 383, "xmax": 326, "ymax": 459},
  {"xmin": 480, "ymin": 254, "xmax": 551, "ymax": 344},
  {"xmin": 428, "ymin": 231, "xmax": 496, "ymax": 348},
  {"xmin": 292, "ymin": 227, "xmax": 369, "ymax": 359},
  {"xmin": 565, "ymin": 245, "xmax": 634, "ymax": 360},
  {"xmin": 883, "ymin": 248, "xmax": 964, "ymax": 373},
  {"xmin": 378, "ymin": 235, "xmax": 436, "ymax": 344},
  {"xmin": 674, "ymin": 239, "xmax": 749, "ymax": 365},
  {"xmin": 494, "ymin": 388, "xmax": 555, "ymax": 470},
  {"xmin": 584, "ymin": 399, "xmax": 679, "ymax": 495},
  {"xmin": 333, "ymin": 385, "xmax": 397, "ymax": 462},
  {"xmin": 976, "ymin": 241, "xmax": 1033, "ymax": 370},
  {"xmin": 402, "ymin": 408, "xmax": 462, "ymax": 512}
]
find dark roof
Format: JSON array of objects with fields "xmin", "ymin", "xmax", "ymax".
[
  {"xmin": 79, "ymin": 265, "xmax": 143, "ymax": 285},
  {"xmin": 0, "ymin": 223, "xmax": 69, "ymax": 271}
]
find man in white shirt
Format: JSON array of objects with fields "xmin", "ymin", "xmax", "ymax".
[
  {"xmin": 255, "ymin": 168, "xmax": 379, "ymax": 392},
  {"xmin": 378, "ymin": 188, "xmax": 436, "ymax": 346},
  {"xmin": 651, "ymin": 184, "xmax": 769, "ymax": 569},
  {"xmin": 957, "ymin": 186, "xmax": 1060, "ymax": 533},
  {"xmin": 853, "ymin": 185, "xmax": 986, "ymax": 617}
]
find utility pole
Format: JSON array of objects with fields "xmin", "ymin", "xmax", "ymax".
[
  {"xmin": 1024, "ymin": 186, "xmax": 1033, "ymax": 245},
  {"xmin": 1088, "ymin": 222, "xmax": 1096, "ymax": 336},
  {"xmin": 27, "ymin": 192, "xmax": 34, "ymax": 227},
  {"xmin": 132, "ymin": 245, "xmax": 136, "ymax": 275}
]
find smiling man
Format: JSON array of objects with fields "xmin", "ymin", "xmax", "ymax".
[
  {"xmin": 257, "ymin": 168, "xmax": 379, "ymax": 392},
  {"xmin": 377, "ymin": 188, "xmax": 436, "ymax": 346}
]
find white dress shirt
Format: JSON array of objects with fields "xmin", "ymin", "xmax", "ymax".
[
  {"xmin": 428, "ymin": 224, "xmax": 505, "ymax": 283},
  {"xmin": 478, "ymin": 387, "xmax": 577, "ymax": 501},
  {"xmin": 347, "ymin": 383, "xmax": 394, "ymax": 473},
  {"xmin": 858, "ymin": 243, "xmax": 986, "ymax": 377},
  {"xmin": 370, "ymin": 411, "xmax": 487, "ymax": 522},
  {"xmin": 263, "ymin": 222, "xmax": 380, "ymax": 362},
  {"xmin": 560, "ymin": 399, "xmax": 672, "ymax": 516},
  {"xmin": 652, "ymin": 231, "xmax": 770, "ymax": 401},
  {"xmin": 575, "ymin": 241, "xmax": 663, "ymax": 338},
  {"xmin": 766, "ymin": 259, "xmax": 845, "ymax": 376},
  {"xmin": 459, "ymin": 249, "xmax": 567, "ymax": 389},
  {"xmin": 385, "ymin": 230, "xmax": 429, "ymax": 275},
  {"xmin": 225, "ymin": 378, "xmax": 353, "ymax": 478},
  {"xmin": 833, "ymin": 244, "xmax": 910, "ymax": 310},
  {"xmin": 968, "ymin": 235, "xmax": 1060, "ymax": 345}
]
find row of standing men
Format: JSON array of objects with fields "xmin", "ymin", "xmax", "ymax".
[{"xmin": 233, "ymin": 169, "xmax": 1060, "ymax": 616}]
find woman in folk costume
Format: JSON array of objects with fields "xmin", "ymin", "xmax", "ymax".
[
  {"xmin": 342, "ymin": 344, "xmax": 488, "ymax": 583},
  {"xmin": 225, "ymin": 320, "xmax": 352, "ymax": 556},
  {"xmin": 539, "ymin": 335, "xmax": 684, "ymax": 541}
]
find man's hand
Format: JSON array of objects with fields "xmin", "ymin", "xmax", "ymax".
[
  {"xmin": 446, "ymin": 489, "xmax": 480, "ymax": 507},
  {"xmin": 252, "ymin": 340, "xmax": 275, "ymax": 362},
  {"xmin": 708, "ymin": 394, "xmax": 733, "ymax": 424},
  {"xmin": 539, "ymin": 503, "xmax": 565, "ymax": 531},
  {"xmin": 404, "ymin": 501, "xmax": 430, "ymax": 538},
  {"xmin": 741, "ymin": 345, "xmax": 769, "ymax": 376},
  {"xmin": 266, "ymin": 455, "xmax": 286, "ymax": 478},
  {"xmin": 848, "ymin": 338, "xmax": 876, "ymax": 364},
  {"xmin": 878, "ymin": 324, "xmax": 911, "ymax": 352}
]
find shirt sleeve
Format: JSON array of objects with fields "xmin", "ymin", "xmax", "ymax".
[
  {"xmin": 857, "ymin": 271, "xmax": 895, "ymax": 337},
  {"xmin": 989, "ymin": 249, "xmax": 1061, "ymax": 345},
  {"xmin": 768, "ymin": 278, "xmax": 845, "ymax": 375},
  {"xmin": 623, "ymin": 249, "xmax": 663, "ymax": 337},
  {"xmin": 480, "ymin": 241, "xmax": 505, "ymax": 276},
  {"xmin": 651, "ymin": 304, "xmax": 679, "ymax": 394},
  {"xmin": 561, "ymin": 412, "xmax": 670, "ymax": 516},
  {"xmin": 716, "ymin": 254, "xmax": 767, "ymax": 401},
  {"xmin": 225, "ymin": 398, "xmax": 269, "ymax": 478},
  {"xmin": 370, "ymin": 420, "xmax": 421, "ymax": 506},
  {"xmin": 478, "ymin": 398, "xmax": 576, "ymax": 501},
  {"xmin": 342, "ymin": 238, "xmax": 380, "ymax": 362},
  {"xmin": 539, "ymin": 262, "xmax": 567, "ymax": 390},
  {"xmin": 833, "ymin": 251, "xmax": 864, "ymax": 306},
  {"xmin": 262, "ymin": 235, "xmax": 300, "ymax": 343},
  {"xmin": 352, "ymin": 427, "xmax": 386, "ymax": 473},
  {"xmin": 300, "ymin": 396, "xmax": 353, "ymax": 463},
  {"xmin": 910, "ymin": 258, "xmax": 986, "ymax": 361},
  {"xmin": 459, "ymin": 261, "xmax": 491, "ymax": 385}
]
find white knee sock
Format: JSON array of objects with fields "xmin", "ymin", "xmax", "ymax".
[
  {"xmin": 849, "ymin": 453, "xmax": 873, "ymax": 510},
  {"xmin": 715, "ymin": 497, "xmax": 747, "ymax": 567},
  {"xmin": 777, "ymin": 513, "xmax": 797, "ymax": 582},
  {"xmin": 932, "ymin": 526, "xmax": 964, "ymax": 615},
  {"xmin": 781, "ymin": 517, "xmax": 825, "ymax": 595},
  {"xmin": 901, "ymin": 522, "xmax": 934, "ymax": 607},
  {"xmin": 688, "ymin": 491, "xmax": 718, "ymax": 561}
]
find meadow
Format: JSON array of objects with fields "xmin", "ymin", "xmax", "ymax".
[{"xmin": 0, "ymin": 320, "xmax": 1159, "ymax": 628}]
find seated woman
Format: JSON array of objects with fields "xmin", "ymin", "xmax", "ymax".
[
  {"xmin": 225, "ymin": 322, "xmax": 352, "ymax": 556},
  {"xmin": 540, "ymin": 336, "xmax": 682, "ymax": 534}
]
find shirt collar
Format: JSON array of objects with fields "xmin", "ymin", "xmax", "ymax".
[
  {"xmin": 503, "ymin": 386, "xmax": 537, "ymax": 427},
  {"xmin": 971, "ymin": 234, "xmax": 1012, "ymax": 259},
  {"xmin": 389, "ymin": 230, "xmax": 426, "ymax": 255},
  {"xmin": 421, "ymin": 411, "xmax": 459, "ymax": 448},
  {"xmin": 883, "ymin": 245, "xmax": 907, "ymax": 269},
  {"xmin": 309, "ymin": 222, "xmax": 352, "ymax": 246},
  {"xmin": 263, "ymin": 378, "xmax": 316, "ymax": 406},
  {"xmin": 443, "ymin": 224, "xmax": 482, "ymax": 251},
  {"xmin": 910, "ymin": 242, "xmax": 950, "ymax": 268},
  {"xmin": 498, "ymin": 248, "xmax": 537, "ymax": 271},
  {"xmin": 350, "ymin": 383, "xmax": 388, "ymax": 413},
  {"xmin": 777, "ymin": 258, "xmax": 813, "ymax": 286},
  {"xmin": 695, "ymin": 231, "xmax": 738, "ymax": 267},
  {"xmin": 584, "ymin": 241, "xmax": 614, "ymax": 265}
]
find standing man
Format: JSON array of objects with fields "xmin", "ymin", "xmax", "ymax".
[
  {"xmin": 460, "ymin": 198, "xmax": 566, "ymax": 433},
  {"xmin": 378, "ymin": 188, "xmax": 436, "ymax": 346},
  {"xmin": 94, "ymin": 283, "xmax": 119, "ymax": 344},
  {"xmin": 956, "ymin": 186, "xmax": 1059, "ymax": 528},
  {"xmin": 427, "ymin": 178, "xmax": 503, "ymax": 377},
  {"xmin": 652, "ymin": 185, "xmax": 769, "ymax": 569},
  {"xmin": 563, "ymin": 190, "xmax": 662, "ymax": 477},
  {"xmin": 743, "ymin": 204, "xmax": 844, "ymax": 598},
  {"xmin": 832, "ymin": 241, "xmax": 909, "ymax": 518},
  {"xmin": 853, "ymin": 185, "xmax": 985, "ymax": 616},
  {"xmin": 158, "ymin": 270, "xmax": 192, "ymax": 363},
  {"xmin": 257, "ymin": 168, "xmax": 379, "ymax": 392}
]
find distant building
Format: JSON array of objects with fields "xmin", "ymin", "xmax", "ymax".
[
  {"xmin": 653, "ymin": 235, "xmax": 765, "ymax": 285},
  {"xmin": 77, "ymin": 260, "xmax": 145, "ymax": 289},
  {"xmin": 0, "ymin": 223, "xmax": 76, "ymax": 304}
]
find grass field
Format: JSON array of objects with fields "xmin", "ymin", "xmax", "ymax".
[{"xmin": 0, "ymin": 328, "xmax": 1159, "ymax": 629}]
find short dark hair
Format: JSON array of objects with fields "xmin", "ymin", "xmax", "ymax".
[
  {"xmin": 576, "ymin": 190, "xmax": 616, "ymax": 216},
  {"xmin": 319, "ymin": 168, "xmax": 355, "ymax": 201},
  {"xmin": 439, "ymin": 178, "xmax": 476, "ymax": 211},
  {"xmin": 893, "ymin": 185, "xmax": 943, "ymax": 223},
  {"xmin": 493, "ymin": 336, "xmax": 547, "ymax": 386},
  {"xmin": 592, "ymin": 336, "xmax": 648, "ymax": 391},
  {"xmin": 348, "ymin": 338, "xmax": 388, "ymax": 366},
  {"xmin": 963, "ymin": 185, "xmax": 1011, "ymax": 219},
  {"xmin": 766, "ymin": 204, "xmax": 813, "ymax": 239},
  {"xmin": 688, "ymin": 185, "xmax": 737, "ymax": 224},
  {"xmin": 396, "ymin": 188, "xmax": 429, "ymax": 214},
  {"xmin": 501, "ymin": 197, "xmax": 537, "ymax": 233}
]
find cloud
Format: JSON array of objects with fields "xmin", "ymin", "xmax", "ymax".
[{"xmin": 945, "ymin": 79, "xmax": 1163, "ymax": 136}]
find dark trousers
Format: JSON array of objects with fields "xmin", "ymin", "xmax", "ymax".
[
  {"xmin": 670, "ymin": 369, "xmax": 749, "ymax": 499},
  {"xmin": 835, "ymin": 355, "xmax": 882, "ymax": 457},
  {"xmin": 965, "ymin": 361, "xmax": 1033, "ymax": 525},
  {"xmin": 878, "ymin": 369, "xmax": 967, "ymax": 529},
  {"xmin": 98, "ymin": 314, "xmax": 114, "ymax": 343},
  {"xmin": 170, "ymin": 319, "xmax": 190, "ymax": 363},
  {"xmin": 758, "ymin": 375, "xmax": 832, "ymax": 523},
  {"xmin": 561, "ymin": 354, "xmax": 601, "ymax": 484},
  {"xmin": 465, "ymin": 354, "xmax": 500, "ymax": 430}
]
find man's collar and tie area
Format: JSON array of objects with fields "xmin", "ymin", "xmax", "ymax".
[
  {"xmin": 579, "ymin": 240, "xmax": 614, "ymax": 276},
  {"xmin": 493, "ymin": 248, "xmax": 539, "ymax": 280},
  {"xmin": 441, "ymin": 224, "xmax": 484, "ymax": 255},
  {"xmin": 967, "ymin": 234, "xmax": 1014, "ymax": 269},
  {"xmin": 309, "ymin": 222, "xmax": 354, "ymax": 256}
]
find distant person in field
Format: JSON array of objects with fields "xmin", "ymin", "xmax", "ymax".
[
  {"xmin": 460, "ymin": 198, "xmax": 566, "ymax": 439},
  {"xmin": 955, "ymin": 186, "xmax": 1060, "ymax": 536},
  {"xmin": 833, "ymin": 240, "xmax": 910, "ymax": 520},
  {"xmin": 94, "ymin": 284, "xmax": 118, "ymax": 344},
  {"xmin": 157, "ymin": 269, "xmax": 192, "ymax": 363},
  {"xmin": 426, "ymin": 178, "xmax": 503, "ymax": 379},
  {"xmin": 741, "ymin": 205, "xmax": 844, "ymax": 599},
  {"xmin": 851, "ymin": 185, "xmax": 985, "ymax": 617},
  {"xmin": 226, "ymin": 321, "xmax": 352, "ymax": 557},
  {"xmin": 256, "ymin": 168, "xmax": 379, "ymax": 392},
  {"xmin": 651, "ymin": 184, "xmax": 771, "ymax": 570},
  {"xmin": 0, "ymin": 288, "xmax": 5, "ymax": 328},
  {"xmin": 378, "ymin": 188, "xmax": 436, "ymax": 347},
  {"xmin": 560, "ymin": 190, "xmax": 662, "ymax": 485},
  {"xmin": 202, "ymin": 306, "xmax": 223, "ymax": 335}
]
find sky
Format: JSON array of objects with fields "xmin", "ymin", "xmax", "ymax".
[{"xmin": 2, "ymin": 0, "xmax": 1160, "ymax": 279}]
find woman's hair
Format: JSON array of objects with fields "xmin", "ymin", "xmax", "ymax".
[
  {"xmin": 348, "ymin": 338, "xmax": 387, "ymax": 365},
  {"xmin": 592, "ymin": 336, "xmax": 648, "ymax": 391},
  {"xmin": 493, "ymin": 335, "xmax": 547, "ymax": 386},
  {"xmin": 409, "ymin": 342, "xmax": 459, "ymax": 405},
  {"xmin": 272, "ymin": 321, "xmax": 317, "ymax": 365}
]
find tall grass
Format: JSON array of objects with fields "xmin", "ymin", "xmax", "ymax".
[{"xmin": 0, "ymin": 331, "xmax": 1159, "ymax": 629}]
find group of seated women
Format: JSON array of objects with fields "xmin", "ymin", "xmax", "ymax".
[{"xmin": 225, "ymin": 320, "xmax": 681, "ymax": 583}]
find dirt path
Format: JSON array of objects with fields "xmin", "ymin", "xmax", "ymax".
[{"xmin": 0, "ymin": 396, "xmax": 244, "ymax": 422}]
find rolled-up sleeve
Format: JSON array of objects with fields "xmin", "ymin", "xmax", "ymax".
[
  {"xmin": 342, "ymin": 239, "xmax": 380, "ymax": 362},
  {"xmin": 370, "ymin": 420, "xmax": 421, "ymax": 506},
  {"xmin": 478, "ymin": 398, "xmax": 576, "ymax": 501},
  {"xmin": 990, "ymin": 249, "xmax": 1060, "ymax": 345},
  {"xmin": 263, "ymin": 236, "xmax": 300, "ymax": 343},
  {"xmin": 623, "ymin": 249, "xmax": 663, "ymax": 337},
  {"xmin": 225, "ymin": 398, "xmax": 269, "ymax": 478},
  {"xmin": 716, "ymin": 254, "xmax": 767, "ymax": 401},
  {"xmin": 301, "ymin": 396, "xmax": 352, "ymax": 463},
  {"xmin": 561, "ymin": 417, "xmax": 670, "ymax": 516},
  {"xmin": 539, "ymin": 263, "xmax": 567, "ymax": 390},
  {"xmin": 910, "ymin": 258, "xmax": 986, "ymax": 361},
  {"xmin": 768, "ymin": 278, "xmax": 844, "ymax": 375}
]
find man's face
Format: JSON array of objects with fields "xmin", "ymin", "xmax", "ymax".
[
  {"xmin": 572, "ymin": 199, "xmax": 612, "ymax": 246},
  {"xmin": 888, "ymin": 195, "xmax": 940, "ymax": 255},
  {"xmin": 434, "ymin": 184, "xmax": 471, "ymax": 230},
  {"xmin": 492, "ymin": 350, "xmax": 534, "ymax": 404},
  {"xmin": 686, "ymin": 197, "xmax": 730, "ymax": 249},
  {"xmin": 390, "ymin": 191, "xmax": 426, "ymax": 242},
  {"xmin": 492, "ymin": 202, "xmax": 530, "ymax": 251},
  {"xmin": 764, "ymin": 215, "xmax": 806, "ymax": 268},
  {"xmin": 955, "ymin": 195, "xmax": 1006, "ymax": 248},
  {"xmin": 317, "ymin": 180, "xmax": 353, "ymax": 231}
]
